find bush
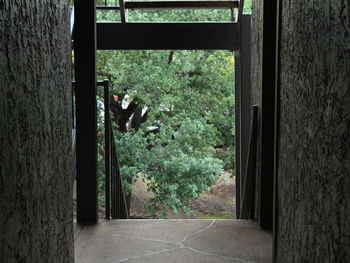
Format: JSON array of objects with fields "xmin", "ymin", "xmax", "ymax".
[
  {"xmin": 114, "ymin": 119, "xmax": 224, "ymax": 218},
  {"xmin": 145, "ymin": 154, "xmax": 223, "ymax": 218}
]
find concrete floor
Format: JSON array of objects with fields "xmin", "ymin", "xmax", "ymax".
[{"xmin": 74, "ymin": 219, "xmax": 272, "ymax": 263}]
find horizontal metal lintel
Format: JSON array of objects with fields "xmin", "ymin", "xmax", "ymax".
[
  {"xmin": 97, "ymin": 22, "xmax": 240, "ymax": 50},
  {"xmin": 97, "ymin": 1, "xmax": 238, "ymax": 10},
  {"xmin": 97, "ymin": 6, "xmax": 120, "ymax": 10}
]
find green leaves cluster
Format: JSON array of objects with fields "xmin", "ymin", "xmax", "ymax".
[
  {"xmin": 115, "ymin": 119, "xmax": 223, "ymax": 218},
  {"xmin": 98, "ymin": 50, "xmax": 235, "ymax": 145}
]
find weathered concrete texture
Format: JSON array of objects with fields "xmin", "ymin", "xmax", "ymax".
[
  {"xmin": 251, "ymin": 0, "xmax": 350, "ymax": 261},
  {"xmin": 276, "ymin": 0, "xmax": 350, "ymax": 262},
  {"xmin": 250, "ymin": 0, "xmax": 263, "ymax": 220},
  {"xmin": 0, "ymin": 1, "xmax": 73, "ymax": 262},
  {"xmin": 75, "ymin": 219, "xmax": 272, "ymax": 263}
]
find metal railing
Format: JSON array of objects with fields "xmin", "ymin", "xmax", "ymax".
[
  {"xmin": 71, "ymin": 82, "xmax": 77, "ymax": 183},
  {"xmin": 99, "ymin": 80, "xmax": 129, "ymax": 219}
]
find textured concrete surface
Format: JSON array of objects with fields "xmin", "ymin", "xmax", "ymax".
[
  {"xmin": 276, "ymin": 0, "xmax": 350, "ymax": 262},
  {"xmin": 251, "ymin": 0, "xmax": 350, "ymax": 262},
  {"xmin": 0, "ymin": 1, "xmax": 74, "ymax": 262},
  {"xmin": 75, "ymin": 219, "xmax": 272, "ymax": 263}
]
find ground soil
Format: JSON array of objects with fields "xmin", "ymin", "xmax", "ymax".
[{"xmin": 129, "ymin": 171, "xmax": 236, "ymax": 219}]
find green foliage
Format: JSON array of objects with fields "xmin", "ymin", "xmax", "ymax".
[
  {"xmin": 116, "ymin": 129, "xmax": 151, "ymax": 195},
  {"xmin": 145, "ymin": 154, "xmax": 223, "ymax": 218},
  {"xmin": 97, "ymin": 50, "xmax": 235, "ymax": 146},
  {"xmin": 127, "ymin": 9, "xmax": 231, "ymax": 22},
  {"xmin": 114, "ymin": 120, "xmax": 224, "ymax": 218},
  {"xmin": 244, "ymin": 0, "xmax": 253, "ymax": 14},
  {"xmin": 96, "ymin": 4, "xmax": 232, "ymax": 22}
]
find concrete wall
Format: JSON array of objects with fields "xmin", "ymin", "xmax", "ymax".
[
  {"xmin": 0, "ymin": 1, "xmax": 74, "ymax": 262},
  {"xmin": 251, "ymin": 0, "xmax": 350, "ymax": 262},
  {"xmin": 276, "ymin": 0, "xmax": 350, "ymax": 262}
]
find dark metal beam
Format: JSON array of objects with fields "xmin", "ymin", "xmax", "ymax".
[
  {"xmin": 237, "ymin": 0, "xmax": 245, "ymax": 22},
  {"xmin": 259, "ymin": 0, "xmax": 277, "ymax": 230},
  {"xmin": 250, "ymin": 105, "xmax": 258, "ymax": 219},
  {"xmin": 97, "ymin": 6, "xmax": 120, "ymax": 10},
  {"xmin": 235, "ymin": 14, "xmax": 251, "ymax": 219},
  {"xmin": 240, "ymin": 15, "xmax": 252, "ymax": 203},
  {"xmin": 234, "ymin": 52, "xmax": 241, "ymax": 218},
  {"xmin": 119, "ymin": 0, "xmax": 127, "ymax": 23},
  {"xmin": 75, "ymin": 0, "xmax": 98, "ymax": 223},
  {"xmin": 273, "ymin": 0, "xmax": 282, "ymax": 260},
  {"xmin": 97, "ymin": 22, "xmax": 240, "ymax": 50}
]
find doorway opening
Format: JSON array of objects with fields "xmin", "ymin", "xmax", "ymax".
[
  {"xmin": 96, "ymin": 50, "xmax": 236, "ymax": 220},
  {"xmin": 73, "ymin": 2, "xmax": 274, "ymax": 263}
]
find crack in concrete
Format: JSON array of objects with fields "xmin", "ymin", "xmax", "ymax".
[
  {"xmin": 74, "ymin": 223, "xmax": 85, "ymax": 242},
  {"xmin": 178, "ymin": 219, "xmax": 217, "ymax": 244},
  {"xmin": 95, "ymin": 220, "xmax": 257, "ymax": 263}
]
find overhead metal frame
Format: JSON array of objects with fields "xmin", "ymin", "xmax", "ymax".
[{"xmin": 97, "ymin": 22, "xmax": 240, "ymax": 50}]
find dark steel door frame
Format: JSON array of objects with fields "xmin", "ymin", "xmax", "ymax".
[
  {"xmin": 74, "ymin": 0, "xmax": 98, "ymax": 224},
  {"xmin": 234, "ymin": 15, "xmax": 252, "ymax": 218},
  {"xmin": 273, "ymin": 0, "xmax": 282, "ymax": 261},
  {"xmin": 257, "ymin": 0, "xmax": 282, "ymax": 261},
  {"xmin": 259, "ymin": 0, "xmax": 279, "ymax": 230},
  {"xmin": 74, "ymin": 3, "xmax": 251, "ymax": 225},
  {"xmin": 96, "ymin": 22, "xmax": 240, "ymax": 50}
]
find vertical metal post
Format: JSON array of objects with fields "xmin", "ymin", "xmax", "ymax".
[
  {"xmin": 237, "ymin": 0, "xmax": 245, "ymax": 23},
  {"xmin": 119, "ymin": 0, "xmax": 127, "ymax": 23},
  {"xmin": 259, "ymin": 0, "xmax": 278, "ymax": 230},
  {"xmin": 235, "ymin": 14, "xmax": 252, "ymax": 219},
  {"xmin": 239, "ymin": 104, "xmax": 258, "ymax": 219},
  {"xmin": 104, "ymin": 80, "xmax": 111, "ymax": 220},
  {"xmin": 111, "ymin": 139, "xmax": 117, "ymax": 218},
  {"xmin": 71, "ymin": 82, "xmax": 76, "ymax": 129},
  {"xmin": 273, "ymin": 0, "xmax": 282, "ymax": 260},
  {"xmin": 75, "ymin": 0, "xmax": 98, "ymax": 223},
  {"xmin": 234, "ymin": 52, "xmax": 241, "ymax": 218},
  {"xmin": 250, "ymin": 105, "xmax": 258, "ymax": 219}
]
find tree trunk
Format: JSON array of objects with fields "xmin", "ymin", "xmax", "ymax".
[{"xmin": 129, "ymin": 106, "xmax": 143, "ymax": 131}]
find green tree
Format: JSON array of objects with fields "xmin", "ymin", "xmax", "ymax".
[{"xmin": 96, "ymin": 9, "xmax": 235, "ymax": 218}]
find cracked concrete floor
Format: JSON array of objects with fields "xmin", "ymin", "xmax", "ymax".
[{"xmin": 74, "ymin": 219, "xmax": 272, "ymax": 263}]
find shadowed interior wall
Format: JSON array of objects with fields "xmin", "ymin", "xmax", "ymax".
[
  {"xmin": 251, "ymin": 0, "xmax": 263, "ymax": 221},
  {"xmin": 252, "ymin": 0, "xmax": 350, "ymax": 262},
  {"xmin": 0, "ymin": 1, "xmax": 74, "ymax": 262}
]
